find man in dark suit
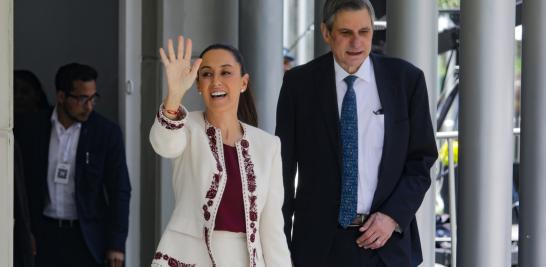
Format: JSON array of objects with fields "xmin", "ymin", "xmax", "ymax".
[
  {"xmin": 15, "ymin": 63, "xmax": 131, "ymax": 267},
  {"xmin": 275, "ymin": 0, "xmax": 438, "ymax": 266}
]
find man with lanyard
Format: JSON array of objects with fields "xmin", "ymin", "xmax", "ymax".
[{"xmin": 15, "ymin": 63, "xmax": 131, "ymax": 267}]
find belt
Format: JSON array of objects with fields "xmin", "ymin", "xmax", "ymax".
[
  {"xmin": 347, "ymin": 213, "xmax": 369, "ymax": 227},
  {"xmin": 44, "ymin": 216, "xmax": 79, "ymax": 228}
]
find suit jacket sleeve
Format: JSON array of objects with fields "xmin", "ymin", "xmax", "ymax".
[
  {"xmin": 259, "ymin": 138, "xmax": 292, "ymax": 266},
  {"xmin": 275, "ymin": 71, "xmax": 298, "ymax": 247},
  {"xmin": 104, "ymin": 123, "xmax": 132, "ymax": 252},
  {"xmin": 379, "ymin": 70, "xmax": 438, "ymax": 230}
]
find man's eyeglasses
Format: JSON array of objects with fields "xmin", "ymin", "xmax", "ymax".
[{"xmin": 66, "ymin": 93, "xmax": 101, "ymax": 105}]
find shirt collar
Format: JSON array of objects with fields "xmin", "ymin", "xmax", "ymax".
[
  {"xmin": 51, "ymin": 105, "xmax": 82, "ymax": 134},
  {"xmin": 334, "ymin": 55, "xmax": 372, "ymax": 85}
]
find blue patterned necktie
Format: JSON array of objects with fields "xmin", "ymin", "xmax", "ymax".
[{"xmin": 338, "ymin": 75, "xmax": 358, "ymax": 228}]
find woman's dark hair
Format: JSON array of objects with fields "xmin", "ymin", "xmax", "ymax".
[
  {"xmin": 14, "ymin": 70, "xmax": 50, "ymax": 112},
  {"xmin": 199, "ymin": 44, "xmax": 258, "ymax": 127}
]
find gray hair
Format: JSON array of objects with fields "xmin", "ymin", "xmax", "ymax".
[{"xmin": 322, "ymin": 0, "xmax": 375, "ymax": 32}]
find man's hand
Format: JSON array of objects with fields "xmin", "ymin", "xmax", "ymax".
[
  {"xmin": 356, "ymin": 212, "xmax": 397, "ymax": 250},
  {"xmin": 107, "ymin": 250, "xmax": 124, "ymax": 267}
]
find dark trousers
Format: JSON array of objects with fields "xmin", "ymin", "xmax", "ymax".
[
  {"xmin": 35, "ymin": 217, "xmax": 103, "ymax": 267},
  {"xmin": 14, "ymin": 222, "xmax": 35, "ymax": 267},
  {"xmin": 325, "ymin": 226, "xmax": 387, "ymax": 267}
]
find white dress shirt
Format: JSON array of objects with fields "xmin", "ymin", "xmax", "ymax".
[
  {"xmin": 334, "ymin": 56, "xmax": 384, "ymax": 214},
  {"xmin": 43, "ymin": 106, "xmax": 81, "ymax": 220}
]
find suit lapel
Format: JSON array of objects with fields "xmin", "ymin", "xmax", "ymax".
[
  {"xmin": 75, "ymin": 113, "xmax": 93, "ymax": 187},
  {"xmin": 316, "ymin": 53, "xmax": 342, "ymax": 169},
  {"xmin": 369, "ymin": 54, "xmax": 396, "ymax": 211}
]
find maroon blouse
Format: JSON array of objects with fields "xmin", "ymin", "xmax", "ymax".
[{"xmin": 214, "ymin": 144, "xmax": 246, "ymax": 233}]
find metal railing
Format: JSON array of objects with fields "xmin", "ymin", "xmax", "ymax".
[{"xmin": 434, "ymin": 128, "xmax": 521, "ymax": 267}]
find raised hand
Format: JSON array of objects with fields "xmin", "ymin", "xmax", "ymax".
[{"xmin": 159, "ymin": 35, "xmax": 202, "ymax": 111}]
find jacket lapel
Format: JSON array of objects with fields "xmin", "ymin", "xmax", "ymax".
[
  {"xmin": 75, "ymin": 112, "xmax": 93, "ymax": 189},
  {"xmin": 316, "ymin": 53, "xmax": 342, "ymax": 169}
]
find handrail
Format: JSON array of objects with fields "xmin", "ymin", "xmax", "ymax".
[
  {"xmin": 436, "ymin": 128, "xmax": 521, "ymax": 139},
  {"xmin": 434, "ymin": 127, "xmax": 520, "ymax": 267}
]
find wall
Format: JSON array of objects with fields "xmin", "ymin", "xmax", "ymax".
[
  {"xmin": 0, "ymin": 0, "xmax": 14, "ymax": 266},
  {"xmin": 14, "ymin": 0, "xmax": 119, "ymax": 122}
]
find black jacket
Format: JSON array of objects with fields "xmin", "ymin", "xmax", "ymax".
[{"xmin": 15, "ymin": 109, "xmax": 131, "ymax": 264}]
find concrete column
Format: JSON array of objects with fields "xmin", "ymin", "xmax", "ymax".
[
  {"xmin": 0, "ymin": 0, "xmax": 13, "ymax": 266},
  {"xmin": 314, "ymin": 0, "xmax": 329, "ymax": 57},
  {"xmin": 239, "ymin": 0, "xmax": 283, "ymax": 133},
  {"xmin": 118, "ymin": 0, "xmax": 141, "ymax": 266},
  {"xmin": 283, "ymin": 0, "xmax": 294, "ymax": 50},
  {"xmin": 140, "ymin": 0, "xmax": 162, "ymax": 264},
  {"xmin": 386, "ymin": 1, "xmax": 438, "ymax": 266},
  {"xmin": 459, "ymin": 0, "xmax": 515, "ymax": 266},
  {"xmin": 296, "ymin": 0, "xmax": 314, "ymax": 65},
  {"xmin": 284, "ymin": 0, "xmax": 315, "ymax": 66},
  {"xmin": 519, "ymin": 0, "xmax": 546, "ymax": 266}
]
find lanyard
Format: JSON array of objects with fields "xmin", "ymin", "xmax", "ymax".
[{"xmin": 57, "ymin": 125, "xmax": 77, "ymax": 163}]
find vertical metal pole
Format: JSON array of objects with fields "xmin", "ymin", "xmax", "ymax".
[
  {"xmin": 519, "ymin": 0, "xmax": 546, "ymax": 266},
  {"xmin": 386, "ymin": 1, "xmax": 438, "ymax": 266},
  {"xmin": 314, "ymin": 0, "xmax": 329, "ymax": 58},
  {"xmin": 239, "ymin": 0, "xmax": 283, "ymax": 133},
  {"xmin": 459, "ymin": 0, "xmax": 514, "ymax": 266},
  {"xmin": 0, "ymin": 0, "xmax": 13, "ymax": 266},
  {"xmin": 296, "ymin": 0, "xmax": 312, "ymax": 65},
  {"xmin": 448, "ymin": 139, "xmax": 457, "ymax": 267},
  {"xmin": 283, "ymin": 0, "xmax": 292, "ymax": 50}
]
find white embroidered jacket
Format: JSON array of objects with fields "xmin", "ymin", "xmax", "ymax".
[{"xmin": 150, "ymin": 107, "xmax": 291, "ymax": 267}]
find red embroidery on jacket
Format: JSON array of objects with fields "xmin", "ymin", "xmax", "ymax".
[
  {"xmin": 152, "ymin": 251, "xmax": 195, "ymax": 267},
  {"xmin": 240, "ymin": 136, "xmax": 259, "ymax": 267},
  {"xmin": 156, "ymin": 109, "xmax": 184, "ymax": 130},
  {"xmin": 241, "ymin": 137, "xmax": 258, "ymax": 228},
  {"xmin": 203, "ymin": 126, "xmax": 223, "ymax": 222},
  {"xmin": 204, "ymin": 227, "xmax": 217, "ymax": 267}
]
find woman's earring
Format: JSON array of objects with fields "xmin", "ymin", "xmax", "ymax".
[
  {"xmin": 241, "ymin": 89, "xmax": 245, "ymax": 93},
  {"xmin": 198, "ymin": 91, "xmax": 202, "ymax": 95}
]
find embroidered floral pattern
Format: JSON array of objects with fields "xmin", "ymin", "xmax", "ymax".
[
  {"xmin": 202, "ymin": 125, "xmax": 224, "ymax": 267},
  {"xmin": 252, "ymin": 248, "xmax": 257, "ymax": 267},
  {"xmin": 156, "ymin": 105, "xmax": 185, "ymax": 130},
  {"xmin": 241, "ymin": 137, "xmax": 259, "ymax": 244},
  {"xmin": 203, "ymin": 126, "xmax": 223, "ymax": 222},
  {"xmin": 240, "ymin": 136, "xmax": 259, "ymax": 267},
  {"xmin": 204, "ymin": 227, "xmax": 217, "ymax": 267},
  {"xmin": 153, "ymin": 252, "xmax": 195, "ymax": 267}
]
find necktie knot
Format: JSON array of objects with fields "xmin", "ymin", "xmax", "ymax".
[{"xmin": 344, "ymin": 75, "xmax": 357, "ymax": 89}]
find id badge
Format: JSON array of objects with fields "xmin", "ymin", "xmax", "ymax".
[{"xmin": 54, "ymin": 163, "xmax": 71, "ymax": 184}]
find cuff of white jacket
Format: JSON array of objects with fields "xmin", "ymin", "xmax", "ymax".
[{"xmin": 156, "ymin": 104, "xmax": 187, "ymax": 130}]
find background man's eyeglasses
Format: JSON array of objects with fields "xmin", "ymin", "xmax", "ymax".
[{"xmin": 66, "ymin": 93, "xmax": 101, "ymax": 105}]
